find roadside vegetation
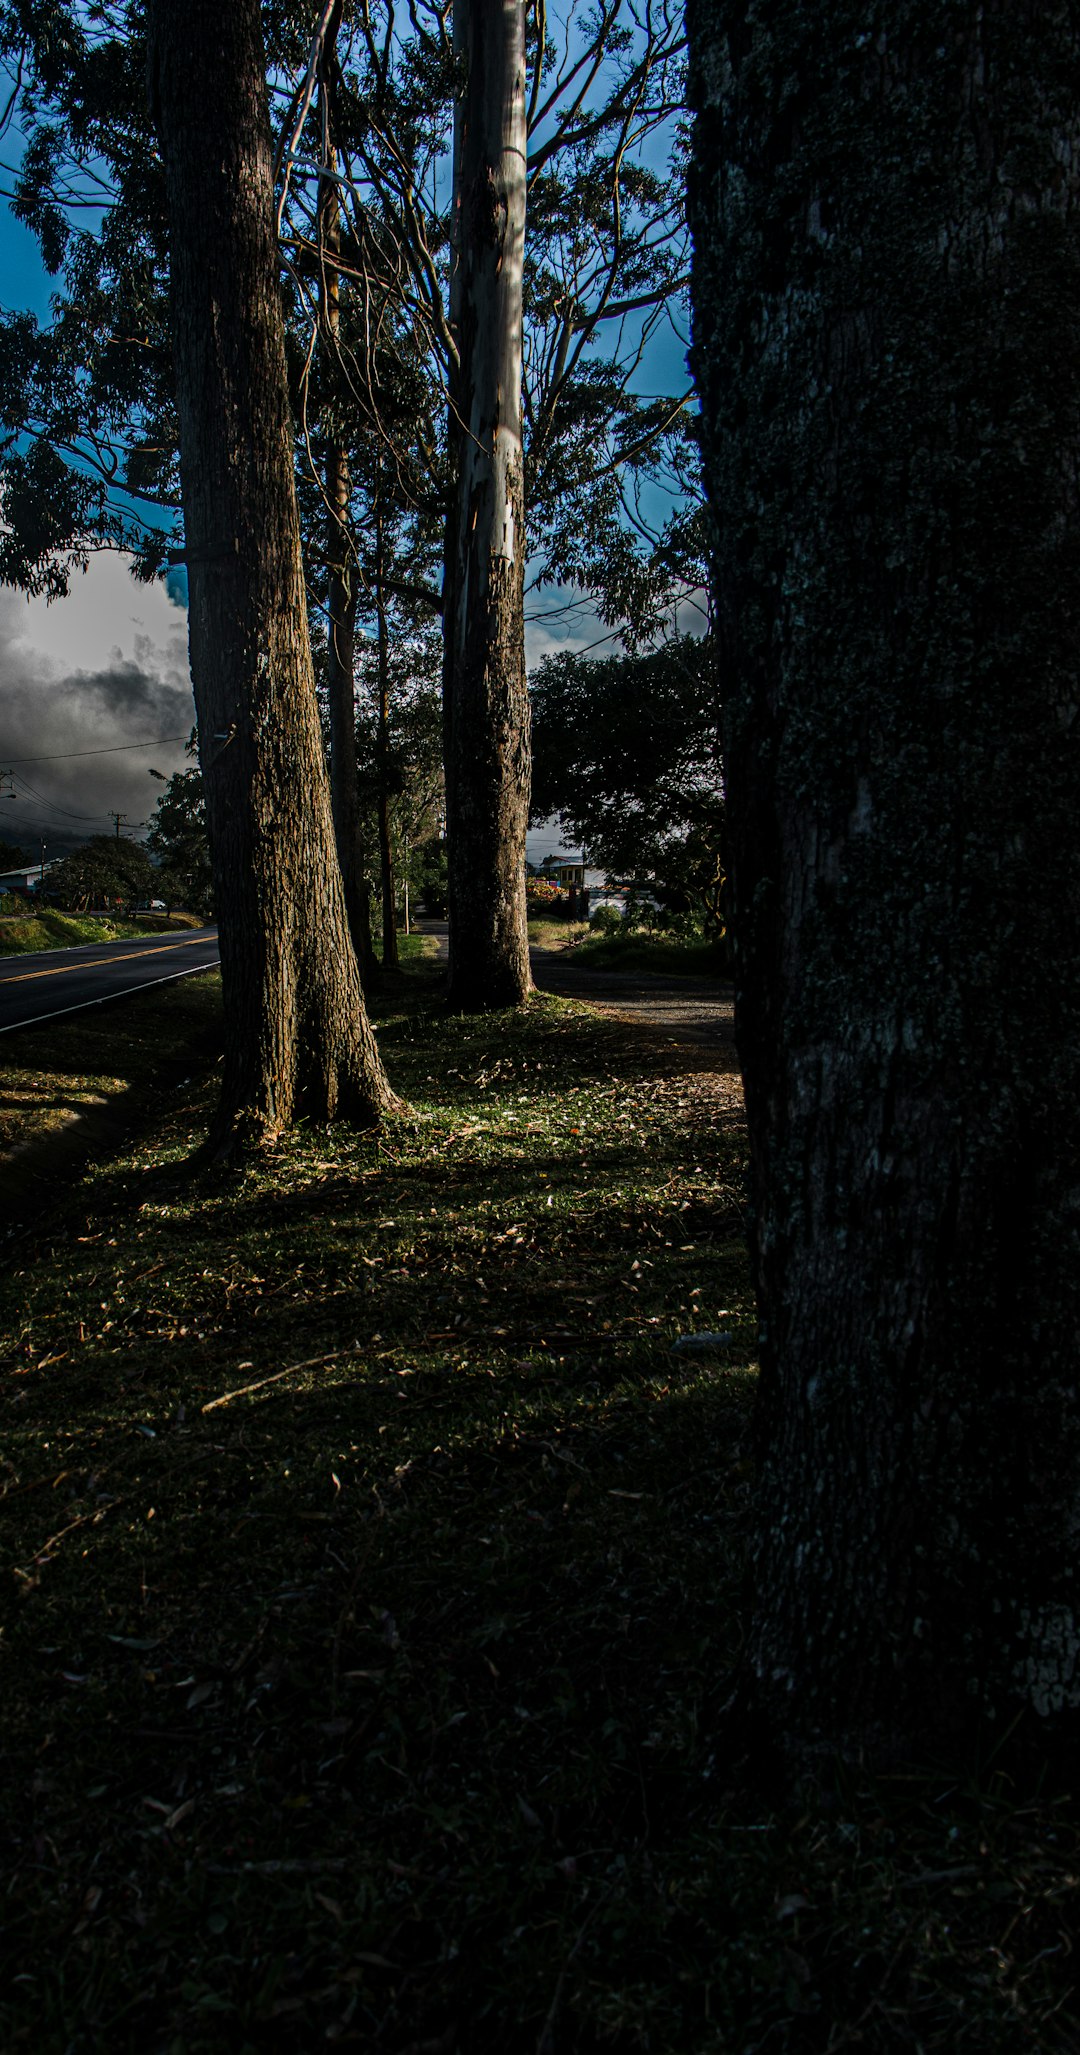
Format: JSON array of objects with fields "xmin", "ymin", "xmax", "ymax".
[
  {"xmin": 1, "ymin": 960, "xmax": 1075, "ymax": 2051},
  {"xmin": 526, "ymin": 915, "xmax": 590, "ymax": 952},
  {"xmin": 0, "ymin": 973, "xmax": 222, "ymax": 1182},
  {"xmin": 528, "ymin": 906, "xmax": 727, "ymax": 979},
  {"xmin": 571, "ymin": 928, "xmax": 727, "ymax": 978},
  {"xmin": 0, "ymin": 908, "xmax": 204, "ymax": 957}
]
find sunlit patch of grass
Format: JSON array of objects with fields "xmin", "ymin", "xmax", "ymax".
[
  {"xmin": 0, "ymin": 971, "xmax": 1075, "ymax": 2052},
  {"xmin": 0, "ymin": 909, "xmax": 203, "ymax": 955},
  {"xmin": 0, "ymin": 973, "xmax": 222, "ymax": 1176},
  {"xmin": 527, "ymin": 915, "xmax": 590, "ymax": 950}
]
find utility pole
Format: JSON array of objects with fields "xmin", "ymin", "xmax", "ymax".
[{"xmin": 109, "ymin": 812, "xmax": 129, "ymax": 839}]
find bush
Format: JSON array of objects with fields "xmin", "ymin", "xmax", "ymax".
[{"xmin": 589, "ymin": 904, "xmax": 623, "ymax": 936}]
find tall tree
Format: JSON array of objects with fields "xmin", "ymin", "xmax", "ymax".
[
  {"xmin": 146, "ymin": 0, "xmax": 401, "ymax": 1154},
  {"xmin": 286, "ymin": 0, "xmax": 691, "ymax": 1001},
  {"xmin": 689, "ymin": 0, "xmax": 1080, "ymax": 1763},
  {"xmin": 442, "ymin": 0, "xmax": 532, "ymax": 1006},
  {"xmin": 316, "ymin": 2, "xmax": 376, "ymax": 980}
]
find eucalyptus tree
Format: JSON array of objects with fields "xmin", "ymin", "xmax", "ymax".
[
  {"xmin": 313, "ymin": 0, "xmax": 374, "ymax": 974},
  {"xmin": 283, "ymin": 0, "xmax": 692, "ymax": 1006},
  {"xmin": 439, "ymin": 0, "xmax": 531, "ymax": 1004},
  {"xmin": 144, "ymin": 0, "xmax": 401, "ymax": 1151},
  {"xmin": 0, "ymin": 0, "xmax": 693, "ymax": 1018},
  {"xmin": 690, "ymin": 0, "xmax": 1080, "ymax": 1764}
]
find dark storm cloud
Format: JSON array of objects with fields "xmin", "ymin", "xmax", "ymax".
[{"xmin": 0, "ymin": 582, "xmax": 195, "ymax": 854}]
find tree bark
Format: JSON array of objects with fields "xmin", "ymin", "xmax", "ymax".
[
  {"xmin": 443, "ymin": 0, "xmax": 532, "ymax": 1010},
  {"xmin": 689, "ymin": 0, "xmax": 1080, "ymax": 1764},
  {"xmin": 374, "ymin": 513, "xmax": 399, "ymax": 971},
  {"xmin": 147, "ymin": 0, "xmax": 402, "ymax": 1153},
  {"xmin": 319, "ymin": 14, "xmax": 376, "ymax": 985}
]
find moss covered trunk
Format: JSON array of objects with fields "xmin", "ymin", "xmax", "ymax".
[
  {"xmin": 147, "ymin": 0, "xmax": 400, "ymax": 1152},
  {"xmin": 689, "ymin": 1, "xmax": 1080, "ymax": 1761},
  {"xmin": 442, "ymin": 0, "xmax": 532, "ymax": 1011}
]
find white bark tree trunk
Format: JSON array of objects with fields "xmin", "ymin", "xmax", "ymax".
[{"xmin": 442, "ymin": 0, "xmax": 532, "ymax": 1010}]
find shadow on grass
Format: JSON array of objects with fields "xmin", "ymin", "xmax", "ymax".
[
  {"xmin": 0, "ymin": 975, "xmax": 223, "ymax": 1233},
  {"xmin": 1, "ymin": 1319, "xmax": 757, "ymax": 2052},
  {"xmin": 1, "ymin": 973, "xmax": 1076, "ymax": 2053}
]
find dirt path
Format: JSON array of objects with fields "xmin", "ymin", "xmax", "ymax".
[
  {"xmin": 411, "ymin": 919, "xmax": 738, "ymax": 1054},
  {"xmin": 531, "ymin": 948, "xmax": 736, "ymax": 1050}
]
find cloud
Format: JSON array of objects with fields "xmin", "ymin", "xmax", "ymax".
[{"xmin": 0, "ymin": 554, "xmax": 195, "ymax": 852}]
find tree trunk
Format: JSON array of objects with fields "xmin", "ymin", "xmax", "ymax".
[
  {"xmin": 443, "ymin": 0, "xmax": 532, "ymax": 1010},
  {"xmin": 375, "ymin": 515, "xmax": 399, "ymax": 971},
  {"xmin": 325, "ymin": 492, "xmax": 376, "ymax": 983},
  {"xmin": 147, "ymin": 0, "xmax": 402, "ymax": 1154},
  {"xmin": 319, "ymin": 19, "xmax": 376, "ymax": 985},
  {"xmin": 689, "ymin": 1, "xmax": 1080, "ymax": 1764}
]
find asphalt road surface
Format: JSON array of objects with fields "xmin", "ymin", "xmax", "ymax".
[{"xmin": 0, "ymin": 927, "xmax": 220, "ymax": 1035}]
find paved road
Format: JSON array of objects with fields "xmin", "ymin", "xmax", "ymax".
[
  {"xmin": 0, "ymin": 927, "xmax": 220, "ymax": 1035},
  {"xmin": 411, "ymin": 919, "xmax": 735, "ymax": 1051}
]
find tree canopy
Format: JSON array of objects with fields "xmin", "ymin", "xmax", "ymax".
[
  {"xmin": 47, "ymin": 832, "xmax": 152, "ymax": 909},
  {"xmin": 530, "ymin": 633, "xmax": 724, "ymax": 926}
]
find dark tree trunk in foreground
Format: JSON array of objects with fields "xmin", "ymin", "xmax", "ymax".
[
  {"xmin": 319, "ymin": 23, "xmax": 375, "ymax": 984},
  {"xmin": 147, "ymin": 0, "xmax": 401, "ymax": 1152},
  {"xmin": 689, "ymin": 2, "xmax": 1080, "ymax": 1763},
  {"xmin": 443, "ymin": 0, "xmax": 532, "ymax": 1009}
]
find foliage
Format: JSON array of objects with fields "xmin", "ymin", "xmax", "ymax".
[
  {"xmin": 45, "ymin": 832, "xmax": 153, "ymax": 910},
  {"xmin": 0, "ymin": 905, "xmax": 199, "ymax": 957},
  {"xmin": 355, "ymin": 625, "xmax": 445, "ymax": 938},
  {"xmin": 0, "ymin": 2, "xmax": 175, "ymax": 591},
  {"xmin": 415, "ymin": 832, "xmax": 448, "ymax": 916},
  {"xmin": 144, "ymin": 765, "xmax": 213, "ymax": 917},
  {"xmin": 0, "ymin": 0, "xmax": 698, "ymax": 639},
  {"xmin": 0, "ymin": 836, "xmax": 27, "ymax": 869},
  {"xmin": 525, "ymin": 875, "xmax": 565, "ymax": 904},
  {"xmin": 531, "ymin": 633, "xmax": 725, "ymax": 930}
]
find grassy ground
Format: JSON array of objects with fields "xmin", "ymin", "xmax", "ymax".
[
  {"xmin": 0, "ymin": 909, "xmax": 204, "ymax": 956},
  {"xmin": 0, "ymin": 964, "xmax": 1076, "ymax": 2052},
  {"xmin": 0, "ymin": 973, "xmax": 222, "ymax": 1171},
  {"xmin": 570, "ymin": 931, "xmax": 726, "ymax": 978},
  {"xmin": 527, "ymin": 916, "xmax": 590, "ymax": 952},
  {"xmin": 393, "ymin": 932, "xmax": 441, "ymax": 965}
]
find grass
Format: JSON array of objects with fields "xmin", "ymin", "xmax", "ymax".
[
  {"xmin": 0, "ymin": 972, "xmax": 222, "ymax": 1171},
  {"xmin": 570, "ymin": 930, "xmax": 727, "ymax": 977},
  {"xmin": 0, "ymin": 908, "xmax": 204, "ymax": 957},
  {"xmin": 0, "ymin": 962, "xmax": 1077, "ymax": 2052},
  {"xmin": 527, "ymin": 916, "xmax": 590, "ymax": 952},
  {"xmin": 394, "ymin": 931, "xmax": 441, "ymax": 964}
]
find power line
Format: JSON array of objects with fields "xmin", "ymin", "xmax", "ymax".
[
  {"xmin": 7, "ymin": 770, "xmax": 118, "ymax": 822},
  {"xmin": 2, "ymin": 733, "xmax": 191, "ymax": 764}
]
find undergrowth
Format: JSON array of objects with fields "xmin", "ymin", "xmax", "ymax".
[
  {"xmin": 0, "ymin": 909, "xmax": 204, "ymax": 956},
  {"xmin": 0, "ymin": 965, "xmax": 1076, "ymax": 2051},
  {"xmin": 570, "ymin": 932, "xmax": 726, "ymax": 978}
]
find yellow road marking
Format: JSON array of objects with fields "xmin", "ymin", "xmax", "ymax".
[{"xmin": 0, "ymin": 936, "xmax": 214, "ymax": 986}]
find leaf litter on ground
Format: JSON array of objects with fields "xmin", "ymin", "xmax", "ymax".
[{"xmin": 0, "ymin": 957, "xmax": 1076, "ymax": 2052}]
